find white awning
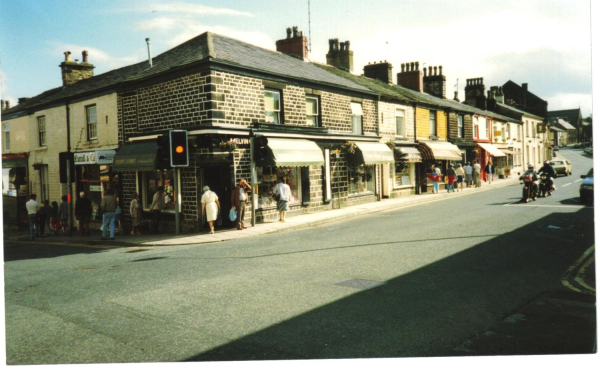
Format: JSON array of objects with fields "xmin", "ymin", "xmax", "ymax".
[{"xmin": 477, "ymin": 143, "xmax": 506, "ymax": 157}]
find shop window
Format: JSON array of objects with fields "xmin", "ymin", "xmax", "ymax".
[
  {"xmin": 457, "ymin": 115, "xmax": 464, "ymax": 138},
  {"xmin": 265, "ymin": 90, "xmax": 281, "ymax": 124},
  {"xmin": 256, "ymin": 166, "xmax": 301, "ymax": 209},
  {"xmin": 391, "ymin": 162, "xmax": 412, "ymax": 188},
  {"xmin": 38, "ymin": 116, "xmax": 46, "ymax": 146},
  {"xmin": 77, "ymin": 164, "xmax": 119, "ymax": 221},
  {"xmin": 429, "ymin": 111, "xmax": 436, "ymax": 136},
  {"xmin": 351, "ymin": 102, "xmax": 363, "ymax": 135},
  {"xmin": 396, "ymin": 109, "xmax": 405, "ymax": 137},
  {"xmin": 3, "ymin": 124, "xmax": 10, "ymax": 151},
  {"xmin": 140, "ymin": 170, "xmax": 175, "ymax": 211},
  {"xmin": 348, "ymin": 164, "xmax": 375, "ymax": 195},
  {"xmin": 306, "ymin": 96, "xmax": 319, "ymax": 127},
  {"xmin": 87, "ymin": 105, "xmax": 97, "ymax": 140}
]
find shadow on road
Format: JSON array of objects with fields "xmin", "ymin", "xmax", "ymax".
[
  {"xmin": 184, "ymin": 208, "xmax": 596, "ymax": 361},
  {"xmin": 3, "ymin": 240, "xmax": 116, "ymax": 262}
]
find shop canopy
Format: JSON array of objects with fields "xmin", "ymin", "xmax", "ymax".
[
  {"xmin": 258, "ymin": 138, "xmax": 324, "ymax": 167},
  {"xmin": 2, "ymin": 154, "xmax": 28, "ymax": 168},
  {"xmin": 346, "ymin": 141, "xmax": 395, "ymax": 165},
  {"xmin": 477, "ymin": 143, "xmax": 506, "ymax": 157},
  {"xmin": 112, "ymin": 141, "xmax": 160, "ymax": 172},
  {"xmin": 418, "ymin": 141, "xmax": 462, "ymax": 161},
  {"xmin": 395, "ymin": 146, "xmax": 422, "ymax": 163}
]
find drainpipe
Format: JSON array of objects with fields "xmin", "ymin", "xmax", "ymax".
[
  {"xmin": 66, "ymin": 102, "xmax": 73, "ymax": 237},
  {"xmin": 249, "ymin": 129, "xmax": 257, "ymax": 227}
]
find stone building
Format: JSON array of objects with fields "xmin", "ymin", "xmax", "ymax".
[{"xmin": 548, "ymin": 108, "xmax": 583, "ymax": 144}]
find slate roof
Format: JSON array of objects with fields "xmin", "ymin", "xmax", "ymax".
[
  {"xmin": 320, "ymin": 64, "xmax": 521, "ymax": 123},
  {"xmin": 2, "ymin": 32, "xmax": 373, "ymax": 119},
  {"xmin": 496, "ymin": 102, "xmax": 544, "ymax": 120},
  {"xmin": 548, "ymin": 108, "xmax": 582, "ymax": 125},
  {"xmin": 553, "ymin": 118, "xmax": 576, "ymax": 130}
]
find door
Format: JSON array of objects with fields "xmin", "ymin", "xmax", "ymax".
[{"xmin": 200, "ymin": 164, "xmax": 233, "ymax": 229}]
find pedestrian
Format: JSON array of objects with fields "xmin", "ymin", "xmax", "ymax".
[
  {"xmin": 427, "ymin": 166, "xmax": 441, "ymax": 194},
  {"xmin": 75, "ymin": 191, "xmax": 92, "ymax": 236},
  {"xmin": 485, "ymin": 160, "xmax": 495, "ymax": 183},
  {"xmin": 464, "ymin": 161, "xmax": 473, "ymax": 188},
  {"xmin": 50, "ymin": 201, "xmax": 60, "ymax": 235},
  {"xmin": 455, "ymin": 163, "xmax": 465, "ymax": 191},
  {"xmin": 473, "ymin": 160, "xmax": 482, "ymax": 187},
  {"xmin": 130, "ymin": 193, "xmax": 143, "ymax": 236},
  {"xmin": 447, "ymin": 164, "xmax": 456, "ymax": 192},
  {"xmin": 149, "ymin": 186, "xmax": 165, "ymax": 234},
  {"xmin": 231, "ymin": 178, "xmax": 251, "ymax": 230},
  {"xmin": 26, "ymin": 194, "xmax": 40, "ymax": 240},
  {"xmin": 273, "ymin": 177, "xmax": 291, "ymax": 222},
  {"xmin": 100, "ymin": 189, "xmax": 117, "ymax": 240},
  {"xmin": 57, "ymin": 195, "xmax": 69, "ymax": 234},
  {"xmin": 201, "ymin": 185, "xmax": 221, "ymax": 234},
  {"xmin": 38, "ymin": 199, "xmax": 51, "ymax": 237},
  {"xmin": 115, "ymin": 205, "xmax": 123, "ymax": 234}
]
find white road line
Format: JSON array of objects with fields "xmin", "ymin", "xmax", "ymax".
[
  {"xmin": 575, "ymin": 179, "xmax": 583, "ymax": 182},
  {"xmin": 504, "ymin": 204, "xmax": 588, "ymax": 209},
  {"xmin": 562, "ymin": 183, "xmax": 572, "ymax": 187}
]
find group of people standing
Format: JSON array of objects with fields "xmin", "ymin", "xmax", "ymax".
[
  {"xmin": 426, "ymin": 160, "xmax": 496, "ymax": 194},
  {"xmin": 25, "ymin": 194, "xmax": 69, "ymax": 240}
]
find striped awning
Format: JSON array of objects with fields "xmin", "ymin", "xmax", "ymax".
[
  {"xmin": 395, "ymin": 147, "xmax": 422, "ymax": 163},
  {"xmin": 418, "ymin": 141, "xmax": 462, "ymax": 161},
  {"xmin": 477, "ymin": 143, "xmax": 506, "ymax": 157}
]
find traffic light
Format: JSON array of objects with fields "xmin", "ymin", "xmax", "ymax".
[
  {"xmin": 156, "ymin": 134, "xmax": 171, "ymax": 169},
  {"xmin": 169, "ymin": 130, "xmax": 189, "ymax": 167}
]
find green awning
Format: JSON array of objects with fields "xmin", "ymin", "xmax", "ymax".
[
  {"xmin": 256, "ymin": 138, "xmax": 324, "ymax": 167},
  {"xmin": 2, "ymin": 155, "xmax": 28, "ymax": 168},
  {"xmin": 346, "ymin": 141, "xmax": 395, "ymax": 165},
  {"xmin": 112, "ymin": 141, "xmax": 159, "ymax": 172}
]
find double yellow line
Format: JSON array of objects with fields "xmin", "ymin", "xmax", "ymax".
[{"xmin": 562, "ymin": 245, "xmax": 596, "ymax": 295}]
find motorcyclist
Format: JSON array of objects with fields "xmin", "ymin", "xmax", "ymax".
[
  {"xmin": 519, "ymin": 163, "xmax": 539, "ymax": 200},
  {"xmin": 538, "ymin": 160, "xmax": 557, "ymax": 195}
]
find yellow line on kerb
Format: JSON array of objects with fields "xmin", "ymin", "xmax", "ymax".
[{"xmin": 561, "ymin": 245, "xmax": 595, "ymax": 295}]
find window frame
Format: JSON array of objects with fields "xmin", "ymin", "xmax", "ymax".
[
  {"xmin": 457, "ymin": 115, "xmax": 464, "ymax": 138},
  {"xmin": 3, "ymin": 124, "xmax": 10, "ymax": 151},
  {"xmin": 138, "ymin": 170, "xmax": 177, "ymax": 212},
  {"xmin": 306, "ymin": 96, "xmax": 320, "ymax": 127},
  {"xmin": 86, "ymin": 105, "xmax": 98, "ymax": 140},
  {"xmin": 429, "ymin": 110, "xmax": 437, "ymax": 136},
  {"xmin": 264, "ymin": 89, "xmax": 282, "ymax": 124},
  {"xmin": 395, "ymin": 108, "xmax": 406, "ymax": 137},
  {"xmin": 37, "ymin": 116, "xmax": 47, "ymax": 147},
  {"xmin": 351, "ymin": 102, "xmax": 363, "ymax": 135}
]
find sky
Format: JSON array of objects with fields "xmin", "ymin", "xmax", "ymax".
[{"xmin": 0, "ymin": 0, "xmax": 595, "ymax": 118}]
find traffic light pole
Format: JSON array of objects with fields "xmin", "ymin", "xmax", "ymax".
[
  {"xmin": 250, "ymin": 134, "xmax": 257, "ymax": 227},
  {"xmin": 174, "ymin": 167, "xmax": 180, "ymax": 235}
]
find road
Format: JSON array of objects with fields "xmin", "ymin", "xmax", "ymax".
[{"xmin": 2, "ymin": 148, "xmax": 596, "ymax": 365}]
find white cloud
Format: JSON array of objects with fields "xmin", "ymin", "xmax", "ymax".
[
  {"xmin": 0, "ymin": 73, "xmax": 18, "ymax": 108},
  {"xmin": 546, "ymin": 92, "xmax": 592, "ymax": 117},
  {"xmin": 112, "ymin": 2, "xmax": 252, "ymax": 17},
  {"xmin": 49, "ymin": 43, "xmax": 142, "ymax": 72}
]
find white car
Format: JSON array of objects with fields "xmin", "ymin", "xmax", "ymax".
[{"xmin": 549, "ymin": 159, "xmax": 572, "ymax": 176}]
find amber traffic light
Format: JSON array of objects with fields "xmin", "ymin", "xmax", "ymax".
[{"xmin": 169, "ymin": 130, "xmax": 189, "ymax": 167}]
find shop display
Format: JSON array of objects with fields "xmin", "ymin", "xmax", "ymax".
[
  {"xmin": 256, "ymin": 166, "xmax": 301, "ymax": 209},
  {"xmin": 348, "ymin": 164, "xmax": 375, "ymax": 195}
]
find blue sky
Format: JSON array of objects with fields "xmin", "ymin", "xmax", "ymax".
[{"xmin": 0, "ymin": 0, "xmax": 595, "ymax": 117}]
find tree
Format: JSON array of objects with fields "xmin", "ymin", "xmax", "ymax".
[{"xmin": 583, "ymin": 115, "xmax": 593, "ymax": 143}]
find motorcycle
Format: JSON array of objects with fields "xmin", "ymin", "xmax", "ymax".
[
  {"xmin": 521, "ymin": 174, "xmax": 538, "ymax": 203},
  {"xmin": 538, "ymin": 173, "xmax": 554, "ymax": 197}
]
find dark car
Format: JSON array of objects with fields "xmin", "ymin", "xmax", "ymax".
[{"xmin": 580, "ymin": 168, "xmax": 593, "ymax": 204}]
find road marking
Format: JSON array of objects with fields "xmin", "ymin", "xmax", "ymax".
[
  {"xmin": 562, "ymin": 245, "xmax": 595, "ymax": 295},
  {"xmin": 575, "ymin": 179, "xmax": 583, "ymax": 182},
  {"xmin": 504, "ymin": 204, "xmax": 589, "ymax": 209},
  {"xmin": 562, "ymin": 183, "xmax": 572, "ymax": 187}
]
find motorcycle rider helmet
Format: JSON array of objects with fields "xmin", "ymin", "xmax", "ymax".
[
  {"xmin": 527, "ymin": 163, "xmax": 534, "ymax": 170},
  {"xmin": 544, "ymin": 160, "xmax": 550, "ymax": 165}
]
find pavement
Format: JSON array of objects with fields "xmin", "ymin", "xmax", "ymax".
[{"xmin": 3, "ymin": 175, "xmax": 521, "ymax": 247}]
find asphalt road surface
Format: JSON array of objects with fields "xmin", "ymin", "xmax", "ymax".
[{"xmin": 2, "ymin": 148, "xmax": 596, "ymax": 365}]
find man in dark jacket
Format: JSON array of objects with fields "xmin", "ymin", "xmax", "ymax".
[
  {"xmin": 75, "ymin": 191, "xmax": 93, "ymax": 236},
  {"xmin": 231, "ymin": 178, "xmax": 251, "ymax": 230}
]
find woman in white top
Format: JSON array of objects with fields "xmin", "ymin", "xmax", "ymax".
[
  {"xmin": 273, "ymin": 177, "xmax": 291, "ymax": 222},
  {"xmin": 201, "ymin": 186, "xmax": 221, "ymax": 234}
]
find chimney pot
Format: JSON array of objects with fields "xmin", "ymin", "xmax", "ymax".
[
  {"xmin": 82, "ymin": 50, "xmax": 89, "ymax": 63},
  {"xmin": 6, "ymin": 100, "xmax": 10, "ymax": 109},
  {"xmin": 433, "ymin": 66, "xmax": 438, "ymax": 76},
  {"xmin": 423, "ymin": 68, "xmax": 427, "ymax": 77},
  {"xmin": 64, "ymin": 51, "xmax": 71, "ymax": 62},
  {"xmin": 286, "ymin": 27, "xmax": 292, "ymax": 38},
  {"xmin": 439, "ymin": 66, "xmax": 443, "ymax": 75}
]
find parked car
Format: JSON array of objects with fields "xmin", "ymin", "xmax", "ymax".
[
  {"xmin": 574, "ymin": 143, "xmax": 582, "ymax": 148},
  {"xmin": 583, "ymin": 147, "xmax": 593, "ymax": 155},
  {"xmin": 580, "ymin": 168, "xmax": 593, "ymax": 204},
  {"xmin": 554, "ymin": 147, "xmax": 560, "ymax": 151},
  {"xmin": 549, "ymin": 159, "xmax": 572, "ymax": 176}
]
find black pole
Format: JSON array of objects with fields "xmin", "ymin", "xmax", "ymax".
[{"xmin": 66, "ymin": 102, "xmax": 73, "ymax": 237}]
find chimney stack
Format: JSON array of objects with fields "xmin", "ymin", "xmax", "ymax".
[
  {"xmin": 463, "ymin": 77, "xmax": 487, "ymax": 109},
  {"xmin": 453, "ymin": 91, "xmax": 460, "ymax": 102},
  {"xmin": 326, "ymin": 38, "xmax": 354, "ymax": 72},
  {"xmin": 60, "ymin": 50, "xmax": 95, "ymax": 86},
  {"xmin": 1, "ymin": 100, "xmax": 8, "ymax": 111},
  {"xmin": 423, "ymin": 64, "xmax": 446, "ymax": 98},
  {"xmin": 396, "ymin": 61, "xmax": 423, "ymax": 92},
  {"xmin": 363, "ymin": 61, "xmax": 393, "ymax": 84},
  {"xmin": 276, "ymin": 26, "xmax": 309, "ymax": 60}
]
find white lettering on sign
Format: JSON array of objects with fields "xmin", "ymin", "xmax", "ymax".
[{"xmin": 230, "ymin": 138, "xmax": 250, "ymax": 146}]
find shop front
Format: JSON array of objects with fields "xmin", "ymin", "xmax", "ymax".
[
  {"xmin": 345, "ymin": 141, "xmax": 395, "ymax": 204},
  {"xmin": 2, "ymin": 153, "xmax": 29, "ymax": 227},
  {"xmin": 417, "ymin": 140, "xmax": 463, "ymax": 192},
  {"xmin": 253, "ymin": 137, "xmax": 325, "ymax": 222},
  {"xmin": 475, "ymin": 143, "xmax": 507, "ymax": 181},
  {"xmin": 494, "ymin": 144, "xmax": 516, "ymax": 177},
  {"xmin": 385, "ymin": 145, "xmax": 421, "ymax": 198},
  {"xmin": 74, "ymin": 149, "xmax": 118, "ymax": 223}
]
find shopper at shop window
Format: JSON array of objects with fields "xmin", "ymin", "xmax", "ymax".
[
  {"xmin": 100, "ymin": 189, "xmax": 117, "ymax": 240},
  {"xmin": 455, "ymin": 164, "xmax": 465, "ymax": 191},
  {"xmin": 58, "ymin": 195, "xmax": 70, "ymax": 234},
  {"xmin": 75, "ymin": 191, "xmax": 93, "ymax": 236},
  {"xmin": 485, "ymin": 160, "xmax": 495, "ymax": 183},
  {"xmin": 231, "ymin": 179, "xmax": 251, "ymax": 230},
  {"xmin": 149, "ymin": 186, "xmax": 165, "ymax": 234},
  {"xmin": 130, "ymin": 193, "xmax": 143, "ymax": 236},
  {"xmin": 274, "ymin": 177, "xmax": 291, "ymax": 222},
  {"xmin": 25, "ymin": 194, "xmax": 39, "ymax": 240},
  {"xmin": 463, "ymin": 162, "xmax": 473, "ymax": 188},
  {"xmin": 201, "ymin": 186, "xmax": 221, "ymax": 234}
]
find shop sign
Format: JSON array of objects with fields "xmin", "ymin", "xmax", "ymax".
[
  {"xmin": 89, "ymin": 185, "xmax": 103, "ymax": 192},
  {"xmin": 74, "ymin": 150, "xmax": 116, "ymax": 165},
  {"xmin": 494, "ymin": 130, "xmax": 502, "ymax": 136}
]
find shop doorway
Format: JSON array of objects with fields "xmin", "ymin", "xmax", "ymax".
[{"xmin": 200, "ymin": 164, "xmax": 233, "ymax": 229}]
